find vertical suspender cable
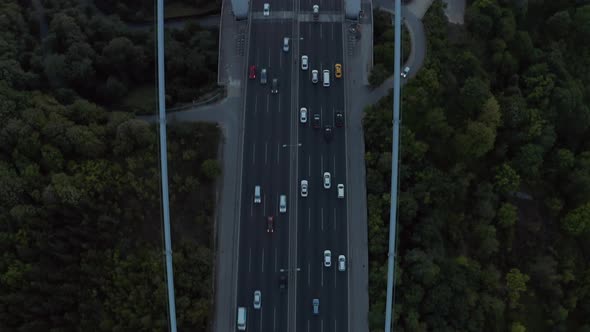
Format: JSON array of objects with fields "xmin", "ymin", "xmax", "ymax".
[
  {"xmin": 384, "ymin": 0, "xmax": 401, "ymax": 331},
  {"xmin": 157, "ymin": 0, "xmax": 178, "ymax": 330}
]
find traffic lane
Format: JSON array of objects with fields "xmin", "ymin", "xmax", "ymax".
[
  {"xmin": 310, "ymin": 20, "xmax": 347, "ymax": 332},
  {"xmin": 320, "ymin": 19, "xmax": 349, "ymax": 331},
  {"xmin": 268, "ymin": 20, "xmax": 294, "ymax": 332},
  {"xmin": 297, "ymin": 21, "xmax": 331, "ymax": 331},
  {"xmin": 235, "ymin": 19, "xmax": 272, "ymax": 327},
  {"xmin": 295, "ymin": 42, "xmax": 320, "ymax": 332},
  {"xmin": 239, "ymin": 20, "xmax": 292, "ymax": 331}
]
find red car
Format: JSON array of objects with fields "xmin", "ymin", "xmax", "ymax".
[
  {"xmin": 267, "ymin": 216, "xmax": 274, "ymax": 233},
  {"xmin": 249, "ymin": 65, "xmax": 256, "ymax": 79}
]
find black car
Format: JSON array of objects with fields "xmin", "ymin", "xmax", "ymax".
[
  {"xmin": 267, "ymin": 216, "xmax": 274, "ymax": 233},
  {"xmin": 271, "ymin": 78, "xmax": 279, "ymax": 94},
  {"xmin": 335, "ymin": 111, "xmax": 344, "ymax": 128},
  {"xmin": 279, "ymin": 275, "xmax": 287, "ymax": 289},
  {"xmin": 313, "ymin": 113, "xmax": 321, "ymax": 129},
  {"xmin": 324, "ymin": 125, "xmax": 333, "ymax": 142}
]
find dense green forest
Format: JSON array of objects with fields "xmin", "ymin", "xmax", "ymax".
[
  {"xmin": 1, "ymin": 0, "xmax": 221, "ymax": 330},
  {"xmin": 2, "ymin": 0, "xmax": 218, "ymax": 111},
  {"xmin": 365, "ymin": 0, "xmax": 590, "ymax": 331}
]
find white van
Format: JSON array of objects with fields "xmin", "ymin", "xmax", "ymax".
[
  {"xmin": 279, "ymin": 195, "xmax": 287, "ymax": 213},
  {"xmin": 254, "ymin": 186, "xmax": 261, "ymax": 204},
  {"xmin": 237, "ymin": 307, "xmax": 246, "ymax": 330},
  {"xmin": 337, "ymin": 184, "xmax": 344, "ymax": 198},
  {"xmin": 323, "ymin": 70, "xmax": 330, "ymax": 87},
  {"xmin": 283, "ymin": 37, "xmax": 290, "ymax": 52}
]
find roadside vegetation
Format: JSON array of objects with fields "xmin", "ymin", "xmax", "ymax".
[
  {"xmin": 0, "ymin": 0, "xmax": 221, "ymax": 330},
  {"xmin": 365, "ymin": 0, "xmax": 590, "ymax": 331}
]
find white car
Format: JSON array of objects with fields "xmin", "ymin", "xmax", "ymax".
[
  {"xmin": 401, "ymin": 66, "xmax": 410, "ymax": 78},
  {"xmin": 301, "ymin": 180, "xmax": 308, "ymax": 197},
  {"xmin": 323, "ymin": 172, "xmax": 331, "ymax": 189},
  {"xmin": 338, "ymin": 255, "xmax": 346, "ymax": 271},
  {"xmin": 253, "ymin": 290, "xmax": 261, "ymax": 309},
  {"xmin": 279, "ymin": 194, "xmax": 287, "ymax": 213},
  {"xmin": 312, "ymin": 69, "xmax": 319, "ymax": 83},
  {"xmin": 337, "ymin": 184, "xmax": 344, "ymax": 198},
  {"xmin": 301, "ymin": 55, "xmax": 308, "ymax": 70},
  {"xmin": 300, "ymin": 107, "xmax": 307, "ymax": 123},
  {"xmin": 324, "ymin": 250, "xmax": 332, "ymax": 267},
  {"xmin": 263, "ymin": 3, "xmax": 270, "ymax": 16},
  {"xmin": 313, "ymin": 4, "xmax": 319, "ymax": 18}
]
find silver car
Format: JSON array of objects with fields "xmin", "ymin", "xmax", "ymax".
[
  {"xmin": 338, "ymin": 255, "xmax": 346, "ymax": 271},
  {"xmin": 263, "ymin": 3, "xmax": 270, "ymax": 16},
  {"xmin": 301, "ymin": 180, "xmax": 308, "ymax": 197},
  {"xmin": 324, "ymin": 250, "xmax": 331, "ymax": 267},
  {"xmin": 260, "ymin": 68, "xmax": 267, "ymax": 84},
  {"xmin": 312, "ymin": 69, "xmax": 318, "ymax": 83},
  {"xmin": 323, "ymin": 172, "xmax": 331, "ymax": 189},
  {"xmin": 300, "ymin": 107, "xmax": 308, "ymax": 123},
  {"xmin": 301, "ymin": 55, "xmax": 308, "ymax": 70},
  {"xmin": 401, "ymin": 66, "xmax": 410, "ymax": 78},
  {"xmin": 253, "ymin": 290, "xmax": 261, "ymax": 309}
]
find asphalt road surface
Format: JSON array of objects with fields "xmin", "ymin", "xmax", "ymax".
[
  {"xmin": 234, "ymin": 0, "xmax": 349, "ymax": 330},
  {"xmin": 295, "ymin": 0, "xmax": 349, "ymax": 331}
]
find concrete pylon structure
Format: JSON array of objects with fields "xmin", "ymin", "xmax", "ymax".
[
  {"xmin": 232, "ymin": 0, "xmax": 249, "ymax": 20},
  {"xmin": 345, "ymin": 0, "xmax": 361, "ymax": 20}
]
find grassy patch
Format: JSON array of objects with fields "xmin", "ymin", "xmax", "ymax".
[{"xmin": 120, "ymin": 85, "xmax": 157, "ymax": 115}]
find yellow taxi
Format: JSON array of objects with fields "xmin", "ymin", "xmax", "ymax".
[{"xmin": 335, "ymin": 63, "xmax": 342, "ymax": 78}]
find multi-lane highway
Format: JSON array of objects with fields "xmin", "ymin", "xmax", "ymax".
[{"xmin": 235, "ymin": 0, "xmax": 349, "ymax": 330}]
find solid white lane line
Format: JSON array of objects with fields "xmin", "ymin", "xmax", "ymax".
[
  {"xmin": 321, "ymin": 319, "xmax": 324, "ymax": 332},
  {"xmin": 273, "ymin": 307, "xmax": 276, "ymax": 331},
  {"xmin": 307, "ymin": 319, "xmax": 310, "ymax": 332}
]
